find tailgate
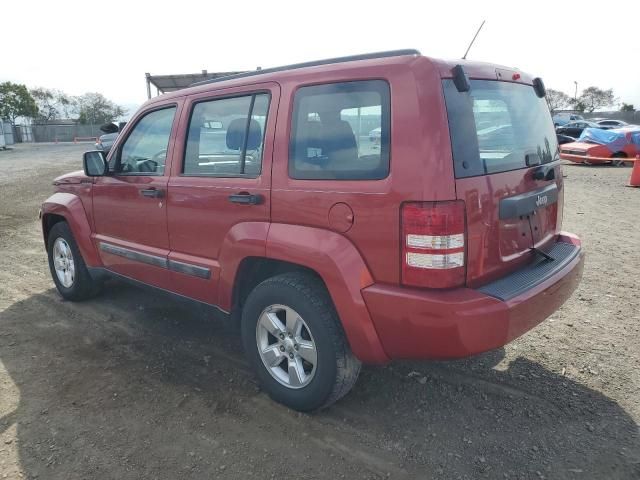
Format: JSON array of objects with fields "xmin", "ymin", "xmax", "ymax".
[
  {"xmin": 442, "ymin": 76, "xmax": 562, "ymax": 286},
  {"xmin": 457, "ymin": 166, "xmax": 562, "ymax": 286}
]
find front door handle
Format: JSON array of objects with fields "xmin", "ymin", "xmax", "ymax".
[
  {"xmin": 140, "ymin": 188, "xmax": 164, "ymax": 198},
  {"xmin": 228, "ymin": 193, "xmax": 263, "ymax": 205}
]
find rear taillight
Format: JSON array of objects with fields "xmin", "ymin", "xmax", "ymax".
[{"xmin": 401, "ymin": 201, "xmax": 466, "ymax": 288}]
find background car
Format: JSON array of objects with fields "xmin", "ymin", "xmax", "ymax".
[
  {"xmin": 556, "ymin": 120, "xmax": 601, "ymax": 138},
  {"xmin": 557, "ymin": 133, "xmax": 577, "ymax": 145},
  {"xmin": 95, "ymin": 132, "xmax": 119, "ymax": 153},
  {"xmin": 95, "ymin": 122, "xmax": 126, "ymax": 154},
  {"xmin": 560, "ymin": 127, "xmax": 640, "ymax": 166},
  {"xmin": 552, "ymin": 112, "xmax": 584, "ymax": 127},
  {"xmin": 596, "ymin": 119, "xmax": 630, "ymax": 130}
]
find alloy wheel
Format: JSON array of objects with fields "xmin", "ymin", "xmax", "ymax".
[
  {"xmin": 255, "ymin": 304, "xmax": 318, "ymax": 389},
  {"xmin": 53, "ymin": 237, "xmax": 75, "ymax": 288}
]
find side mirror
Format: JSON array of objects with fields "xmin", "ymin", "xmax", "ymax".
[{"xmin": 83, "ymin": 150, "xmax": 108, "ymax": 177}]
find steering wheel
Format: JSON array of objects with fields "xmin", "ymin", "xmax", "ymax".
[{"xmin": 152, "ymin": 149, "xmax": 168, "ymax": 162}]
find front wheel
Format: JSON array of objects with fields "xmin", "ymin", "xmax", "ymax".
[
  {"xmin": 241, "ymin": 272, "xmax": 361, "ymax": 411},
  {"xmin": 47, "ymin": 222, "xmax": 101, "ymax": 301}
]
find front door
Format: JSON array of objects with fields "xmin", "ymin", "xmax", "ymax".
[
  {"xmin": 166, "ymin": 84, "xmax": 279, "ymax": 306},
  {"xmin": 92, "ymin": 104, "xmax": 180, "ymax": 289}
]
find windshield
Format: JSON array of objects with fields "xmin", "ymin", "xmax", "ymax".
[{"xmin": 443, "ymin": 79, "xmax": 559, "ymax": 178}]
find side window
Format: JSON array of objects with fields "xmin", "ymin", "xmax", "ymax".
[
  {"xmin": 183, "ymin": 93, "xmax": 269, "ymax": 176},
  {"xmin": 289, "ymin": 80, "xmax": 390, "ymax": 180},
  {"xmin": 117, "ymin": 107, "xmax": 176, "ymax": 175}
]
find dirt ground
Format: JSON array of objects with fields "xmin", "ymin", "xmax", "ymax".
[{"xmin": 0, "ymin": 143, "xmax": 638, "ymax": 480}]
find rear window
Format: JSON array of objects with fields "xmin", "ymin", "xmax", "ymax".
[{"xmin": 443, "ymin": 79, "xmax": 558, "ymax": 178}]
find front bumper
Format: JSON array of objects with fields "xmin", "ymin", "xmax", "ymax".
[{"xmin": 362, "ymin": 233, "xmax": 584, "ymax": 360}]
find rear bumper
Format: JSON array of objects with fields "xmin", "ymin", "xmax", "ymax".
[{"xmin": 361, "ymin": 233, "xmax": 584, "ymax": 360}]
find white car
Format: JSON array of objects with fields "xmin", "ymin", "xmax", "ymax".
[{"xmin": 552, "ymin": 113, "xmax": 584, "ymax": 127}]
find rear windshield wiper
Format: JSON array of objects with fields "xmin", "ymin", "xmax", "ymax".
[{"xmin": 530, "ymin": 247, "xmax": 555, "ymax": 262}]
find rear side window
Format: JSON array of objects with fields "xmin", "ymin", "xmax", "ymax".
[
  {"xmin": 289, "ymin": 80, "xmax": 390, "ymax": 180},
  {"xmin": 183, "ymin": 93, "xmax": 269, "ymax": 176},
  {"xmin": 443, "ymin": 79, "xmax": 558, "ymax": 178}
]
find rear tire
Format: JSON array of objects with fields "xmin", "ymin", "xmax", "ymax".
[
  {"xmin": 241, "ymin": 272, "xmax": 361, "ymax": 411},
  {"xmin": 47, "ymin": 222, "xmax": 101, "ymax": 301}
]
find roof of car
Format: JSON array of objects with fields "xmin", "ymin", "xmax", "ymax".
[{"xmin": 141, "ymin": 49, "xmax": 536, "ymax": 109}]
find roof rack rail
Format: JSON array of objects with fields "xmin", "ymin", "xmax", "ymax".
[{"xmin": 189, "ymin": 49, "xmax": 421, "ymax": 88}]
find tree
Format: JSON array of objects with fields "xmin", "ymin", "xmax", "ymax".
[
  {"xmin": 0, "ymin": 82, "xmax": 38, "ymax": 125},
  {"xmin": 72, "ymin": 93, "xmax": 126, "ymax": 125},
  {"xmin": 545, "ymin": 89, "xmax": 572, "ymax": 114},
  {"xmin": 620, "ymin": 103, "xmax": 635, "ymax": 112},
  {"xmin": 30, "ymin": 87, "xmax": 73, "ymax": 122},
  {"xmin": 574, "ymin": 87, "xmax": 615, "ymax": 113}
]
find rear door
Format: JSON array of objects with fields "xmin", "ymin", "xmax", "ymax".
[
  {"xmin": 443, "ymin": 77, "xmax": 562, "ymax": 287},
  {"xmin": 166, "ymin": 83, "xmax": 279, "ymax": 305}
]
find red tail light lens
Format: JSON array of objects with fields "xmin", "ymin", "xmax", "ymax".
[{"xmin": 401, "ymin": 201, "xmax": 466, "ymax": 288}]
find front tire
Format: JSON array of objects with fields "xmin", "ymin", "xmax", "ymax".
[
  {"xmin": 241, "ymin": 272, "xmax": 361, "ymax": 411},
  {"xmin": 47, "ymin": 222, "xmax": 100, "ymax": 301}
]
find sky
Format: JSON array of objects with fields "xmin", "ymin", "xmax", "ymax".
[{"xmin": 2, "ymin": 0, "xmax": 639, "ymax": 115}]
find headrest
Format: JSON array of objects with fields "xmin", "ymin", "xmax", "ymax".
[
  {"xmin": 300, "ymin": 120, "xmax": 324, "ymax": 149},
  {"xmin": 226, "ymin": 118, "xmax": 262, "ymax": 150}
]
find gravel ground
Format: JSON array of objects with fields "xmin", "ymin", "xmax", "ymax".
[{"xmin": 0, "ymin": 143, "xmax": 639, "ymax": 480}]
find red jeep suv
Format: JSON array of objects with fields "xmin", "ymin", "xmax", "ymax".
[{"xmin": 41, "ymin": 50, "xmax": 584, "ymax": 411}]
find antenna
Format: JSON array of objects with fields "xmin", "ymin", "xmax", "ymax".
[{"xmin": 462, "ymin": 20, "xmax": 486, "ymax": 60}]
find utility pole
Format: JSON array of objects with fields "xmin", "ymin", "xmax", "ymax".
[{"xmin": 573, "ymin": 81, "xmax": 578, "ymax": 100}]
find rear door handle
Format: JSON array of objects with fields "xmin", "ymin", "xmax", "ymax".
[
  {"xmin": 140, "ymin": 188, "xmax": 164, "ymax": 198},
  {"xmin": 228, "ymin": 193, "xmax": 263, "ymax": 205}
]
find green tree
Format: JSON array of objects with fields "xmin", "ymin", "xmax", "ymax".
[
  {"xmin": 30, "ymin": 87, "xmax": 73, "ymax": 122},
  {"xmin": 545, "ymin": 89, "xmax": 572, "ymax": 114},
  {"xmin": 72, "ymin": 92, "xmax": 125, "ymax": 125},
  {"xmin": 0, "ymin": 82, "xmax": 38, "ymax": 125},
  {"xmin": 620, "ymin": 103, "xmax": 635, "ymax": 112},
  {"xmin": 574, "ymin": 87, "xmax": 615, "ymax": 113}
]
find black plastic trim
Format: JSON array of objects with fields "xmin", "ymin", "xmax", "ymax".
[
  {"xmin": 499, "ymin": 183, "xmax": 558, "ymax": 220},
  {"xmin": 167, "ymin": 259, "xmax": 211, "ymax": 279},
  {"xmin": 533, "ymin": 77, "xmax": 546, "ymax": 98},
  {"xmin": 99, "ymin": 242, "xmax": 167, "ymax": 268},
  {"xmin": 477, "ymin": 241, "xmax": 580, "ymax": 301},
  {"xmin": 452, "ymin": 65, "xmax": 470, "ymax": 92},
  {"xmin": 99, "ymin": 242, "xmax": 211, "ymax": 280}
]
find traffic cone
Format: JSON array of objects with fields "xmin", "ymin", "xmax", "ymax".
[{"xmin": 627, "ymin": 155, "xmax": 640, "ymax": 188}]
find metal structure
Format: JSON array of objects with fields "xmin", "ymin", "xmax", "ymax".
[{"xmin": 145, "ymin": 70, "xmax": 246, "ymax": 99}]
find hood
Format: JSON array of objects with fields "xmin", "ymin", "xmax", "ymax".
[{"xmin": 53, "ymin": 170, "xmax": 88, "ymax": 185}]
